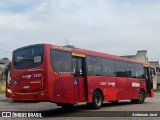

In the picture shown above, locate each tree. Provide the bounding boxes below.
[2,57,9,61]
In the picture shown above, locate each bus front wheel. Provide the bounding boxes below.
[92,91,103,109]
[131,91,145,104]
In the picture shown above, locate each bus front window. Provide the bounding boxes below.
[13,45,44,70]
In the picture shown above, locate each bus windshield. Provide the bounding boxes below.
[13,45,44,70]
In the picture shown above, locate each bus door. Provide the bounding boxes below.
[144,67,153,97]
[5,63,12,98]
[72,55,87,102]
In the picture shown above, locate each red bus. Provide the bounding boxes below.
[6,44,154,109]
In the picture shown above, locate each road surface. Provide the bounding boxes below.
[1,93,160,120]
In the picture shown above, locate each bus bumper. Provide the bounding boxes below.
[12,92,49,101]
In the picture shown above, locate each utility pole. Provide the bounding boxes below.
[65,38,70,45]
[65,38,67,46]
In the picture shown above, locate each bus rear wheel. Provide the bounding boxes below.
[131,91,145,104]
[91,91,103,109]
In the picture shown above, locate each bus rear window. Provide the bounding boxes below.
[13,45,44,70]
[50,49,72,74]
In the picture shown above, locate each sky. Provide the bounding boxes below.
[0,0,160,61]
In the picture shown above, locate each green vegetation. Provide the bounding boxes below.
[2,57,9,60]
[0,79,6,94]
[154,88,160,92]
[0,90,5,94]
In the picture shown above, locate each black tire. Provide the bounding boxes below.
[92,91,103,109]
[131,91,145,104]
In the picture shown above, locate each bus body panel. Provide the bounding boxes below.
[55,74,74,104]
[45,45,56,102]
[12,70,44,93]
[11,44,49,101]
[87,76,146,102]
[77,77,86,102]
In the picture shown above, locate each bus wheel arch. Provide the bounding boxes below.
[89,88,104,109]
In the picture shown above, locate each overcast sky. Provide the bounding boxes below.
[0,0,160,61]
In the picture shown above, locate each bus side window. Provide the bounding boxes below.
[51,49,72,73]
[86,56,102,76]
[72,58,76,76]
[134,64,144,79]
[101,58,115,76]
[114,60,125,77]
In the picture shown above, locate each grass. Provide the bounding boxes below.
[154,88,160,92]
[0,79,6,94]
[0,90,5,94]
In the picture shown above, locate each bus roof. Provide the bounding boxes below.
[13,43,150,66]
[48,44,149,65]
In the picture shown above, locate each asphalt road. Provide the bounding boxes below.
[0,93,160,120]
